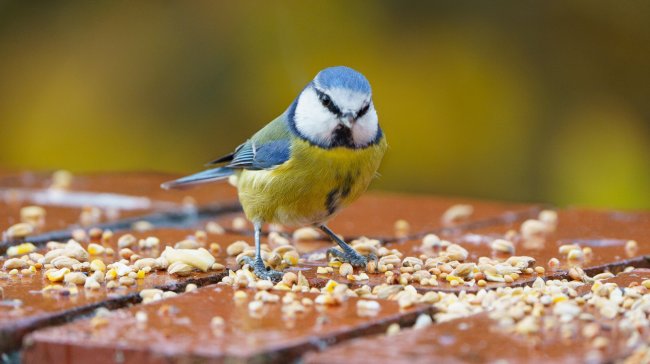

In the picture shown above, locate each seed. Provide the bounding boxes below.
[119,276,136,286]
[292,227,321,240]
[582,323,600,339]
[534,266,545,274]
[445,244,469,261]
[248,300,264,312]
[64,272,87,285]
[135,311,148,324]
[441,204,474,225]
[167,261,194,276]
[317,267,331,274]
[642,280,650,289]
[87,243,105,255]
[174,239,200,249]
[162,291,177,299]
[283,251,300,266]
[211,263,226,271]
[206,222,225,235]
[548,258,560,269]
[234,290,248,301]
[139,237,160,249]
[593,272,614,280]
[357,300,381,314]
[119,248,135,259]
[7,243,37,257]
[538,210,558,231]
[421,234,441,250]
[227,241,249,256]
[211,316,225,328]
[256,280,274,291]
[185,283,198,292]
[101,230,113,243]
[592,336,609,350]
[140,289,163,300]
[20,206,46,226]
[504,275,514,283]
[131,221,154,232]
[394,219,410,237]
[80,206,102,226]
[491,239,515,254]
[117,234,137,249]
[625,240,638,255]
[338,263,354,277]
[132,258,156,271]
[282,272,298,286]
[398,294,415,308]
[6,223,34,239]
[46,268,70,282]
[84,277,101,290]
[386,323,400,335]
[520,219,546,240]
[161,247,216,272]
[559,244,580,255]
[477,279,487,287]
[3,258,29,270]
[567,249,584,261]
[232,217,248,230]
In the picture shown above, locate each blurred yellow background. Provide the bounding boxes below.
[0,1,648,209]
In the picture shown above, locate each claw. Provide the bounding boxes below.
[240,256,283,283]
[327,248,376,269]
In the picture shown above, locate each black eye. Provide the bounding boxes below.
[357,103,370,118]
[320,94,332,107]
[315,88,341,115]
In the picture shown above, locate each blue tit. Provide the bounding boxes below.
[162,66,387,281]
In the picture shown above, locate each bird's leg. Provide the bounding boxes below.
[240,222,284,283]
[320,225,377,268]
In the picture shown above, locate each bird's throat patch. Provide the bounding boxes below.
[330,125,355,148]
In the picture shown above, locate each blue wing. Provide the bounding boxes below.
[162,115,293,189]
[227,139,291,170]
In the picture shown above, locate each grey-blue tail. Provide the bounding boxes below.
[161,167,235,190]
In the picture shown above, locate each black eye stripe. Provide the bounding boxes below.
[357,103,370,118]
[314,88,342,116]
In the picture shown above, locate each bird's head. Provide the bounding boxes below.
[291,66,380,148]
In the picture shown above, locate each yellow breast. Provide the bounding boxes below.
[236,137,387,226]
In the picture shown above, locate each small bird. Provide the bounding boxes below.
[162,66,387,281]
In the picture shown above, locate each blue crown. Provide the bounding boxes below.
[314,66,371,94]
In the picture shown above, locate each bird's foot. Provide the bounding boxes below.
[327,248,377,269]
[240,256,284,283]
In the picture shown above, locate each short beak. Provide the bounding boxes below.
[340,113,355,128]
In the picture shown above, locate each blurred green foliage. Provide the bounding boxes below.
[0,1,648,209]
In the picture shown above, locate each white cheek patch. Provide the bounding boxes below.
[294,88,338,145]
[294,87,380,147]
[352,105,379,147]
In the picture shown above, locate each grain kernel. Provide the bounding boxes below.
[339,263,353,276]
[491,239,515,254]
[534,266,545,274]
[185,283,198,292]
[87,243,105,255]
[117,234,136,249]
[119,276,136,286]
[232,217,248,230]
[292,227,320,240]
[7,243,37,257]
[441,204,473,225]
[6,223,33,239]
